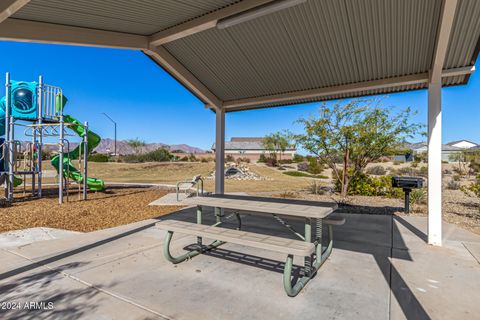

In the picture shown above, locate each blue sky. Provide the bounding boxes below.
[0,41,479,151]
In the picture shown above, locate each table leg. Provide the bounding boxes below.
[197,205,202,246]
[304,218,312,277]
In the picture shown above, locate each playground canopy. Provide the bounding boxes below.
[1,0,479,246]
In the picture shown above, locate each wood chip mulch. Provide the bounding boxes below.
[0,186,183,233]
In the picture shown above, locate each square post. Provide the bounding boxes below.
[214,107,225,220]
[427,81,442,246]
[215,108,225,195]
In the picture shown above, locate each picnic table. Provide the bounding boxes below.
[156,194,343,297]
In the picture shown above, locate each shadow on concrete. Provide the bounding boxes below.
[394,215,428,243]
[0,261,116,320]
[163,202,431,319]
[0,223,154,282]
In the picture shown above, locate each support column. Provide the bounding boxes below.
[215,108,225,195]
[427,81,442,246]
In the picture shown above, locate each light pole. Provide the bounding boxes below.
[101,112,117,156]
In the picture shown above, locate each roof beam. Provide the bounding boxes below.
[0,18,149,49]
[149,0,274,46]
[430,0,458,82]
[144,46,222,109]
[0,0,30,24]
[223,66,474,110]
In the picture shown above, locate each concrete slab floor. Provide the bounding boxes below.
[0,209,478,320]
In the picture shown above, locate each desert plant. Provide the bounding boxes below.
[409,188,427,211]
[366,165,387,175]
[307,180,325,195]
[88,153,110,162]
[410,162,418,168]
[393,160,402,166]
[225,154,235,162]
[297,162,309,172]
[446,179,460,190]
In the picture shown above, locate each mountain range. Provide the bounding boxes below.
[17,138,206,155]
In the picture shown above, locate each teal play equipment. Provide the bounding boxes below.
[0,73,105,206]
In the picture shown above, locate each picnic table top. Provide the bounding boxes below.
[183,194,338,218]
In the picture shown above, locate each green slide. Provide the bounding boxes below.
[50,114,105,191]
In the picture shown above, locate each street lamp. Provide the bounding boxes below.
[101,112,117,156]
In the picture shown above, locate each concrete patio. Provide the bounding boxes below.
[0,207,479,320]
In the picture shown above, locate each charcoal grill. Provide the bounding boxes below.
[392,176,424,213]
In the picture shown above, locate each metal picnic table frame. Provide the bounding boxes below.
[161,195,339,297]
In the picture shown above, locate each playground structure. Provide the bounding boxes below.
[0,72,105,205]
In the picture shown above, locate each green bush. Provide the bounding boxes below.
[335,172,403,197]
[258,154,266,163]
[410,188,427,209]
[122,148,173,163]
[307,157,323,174]
[366,165,386,175]
[283,171,328,179]
[293,154,304,163]
[88,153,110,162]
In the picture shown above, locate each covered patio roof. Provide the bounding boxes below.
[1,0,479,246]
[0,0,478,111]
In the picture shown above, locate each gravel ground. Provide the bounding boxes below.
[0,186,183,233]
[271,188,480,235]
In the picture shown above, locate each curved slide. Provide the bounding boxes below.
[50,114,105,191]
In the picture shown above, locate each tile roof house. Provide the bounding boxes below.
[212,137,296,162]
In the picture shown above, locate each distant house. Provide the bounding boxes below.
[446,140,478,149]
[212,137,296,162]
[406,142,464,162]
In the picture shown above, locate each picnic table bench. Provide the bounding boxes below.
[155,195,344,297]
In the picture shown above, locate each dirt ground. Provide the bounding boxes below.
[0,186,182,233]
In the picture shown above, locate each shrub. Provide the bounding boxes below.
[180,156,189,162]
[297,162,309,172]
[307,157,323,174]
[462,175,480,202]
[278,159,293,164]
[293,154,304,163]
[419,166,428,177]
[265,156,277,167]
[225,154,235,162]
[410,188,427,211]
[410,162,418,168]
[122,148,174,163]
[446,179,460,190]
[307,180,325,195]
[335,172,403,197]
[258,154,266,163]
[236,157,250,163]
[452,175,461,181]
[201,157,209,163]
[393,160,402,166]
[366,165,387,176]
[88,153,110,162]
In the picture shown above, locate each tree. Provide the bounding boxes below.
[263,132,292,164]
[294,99,423,197]
[127,138,146,154]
